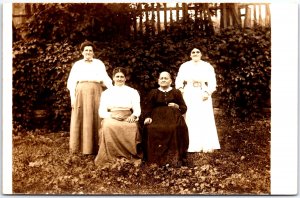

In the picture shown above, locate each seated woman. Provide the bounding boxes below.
[94,67,142,168]
[142,71,189,167]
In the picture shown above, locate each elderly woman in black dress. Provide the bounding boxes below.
[142,71,189,167]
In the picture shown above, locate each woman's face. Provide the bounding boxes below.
[190,48,202,62]
[113,72,126,86]
[82,46,94,61]
[158,72,172,89]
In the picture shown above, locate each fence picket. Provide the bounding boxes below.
[157,3,161,33]
[176,3,179,21]
[13,3,271,38]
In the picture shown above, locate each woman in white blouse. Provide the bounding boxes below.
[175,48,220,153]
[67,40,112,155]
[94,67,142,168]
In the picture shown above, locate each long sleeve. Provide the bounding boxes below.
[67,59,113,103]
[98,86,141,118]
[175,62,188,89]
[209,66,217,94]
[97,60,113,89]
[98,91,111,118]
[204,65,217,95]
[131,89,141,118]
[174,89,187,114]
[67,62,78,104]
[142,90,156,119]
[175,60,217,96]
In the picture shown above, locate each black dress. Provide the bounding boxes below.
[142,88,189,166]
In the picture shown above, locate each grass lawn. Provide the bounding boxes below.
[12,114,270,195]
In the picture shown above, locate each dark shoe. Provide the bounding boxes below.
[175,161,183,168]
[186,160,195,168]
[182,158,188,166]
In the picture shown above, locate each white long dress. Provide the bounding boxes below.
[175,60,220,152]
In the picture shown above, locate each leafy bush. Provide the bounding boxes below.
[13,39,81,130]
[208,27,271,120]
[13,4,270,131]
[19,3,137,43]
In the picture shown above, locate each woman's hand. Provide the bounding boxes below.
[178,87,184,94]
[71,96,75,108]
[126,115,137,123]
[202,91,209,101]
[111,113,126,121]
[144,118,152,125]
[168,102,179,109]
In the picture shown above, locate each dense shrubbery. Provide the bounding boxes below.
[13,4,270,131]
[19,3,136,43]
[208,27,271,119]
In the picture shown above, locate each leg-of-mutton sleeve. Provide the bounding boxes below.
[98,86,141,119]
[67,59,113,105]
[98,90,110,118]
[204,64,217,96]
[175,62,188,90]
[67,62,79,105]
[131,89,141,118]
[97,60,113,89]
[175,60,217,96]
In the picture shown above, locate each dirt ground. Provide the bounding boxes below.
[12,115,270,195]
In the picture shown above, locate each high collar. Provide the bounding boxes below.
[158,87,172,92]
[113,85,126,88]
[191,59,203,64]
[84,59,93,63]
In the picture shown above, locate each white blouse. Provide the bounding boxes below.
[99,85,141,118]
[175,60,217,94]
[67,59,113,99]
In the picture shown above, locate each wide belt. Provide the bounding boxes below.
[78,81,102,84]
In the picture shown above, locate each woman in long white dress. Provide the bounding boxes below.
[175,48,220,153]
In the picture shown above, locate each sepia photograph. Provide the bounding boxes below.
[2,1,298,195]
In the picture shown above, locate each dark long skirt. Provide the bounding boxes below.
[69,82,102,154]
[143,106,189,166]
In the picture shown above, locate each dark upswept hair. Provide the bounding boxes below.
[189,47,202,54]
[112,67,127,77]
[80,40,96,51]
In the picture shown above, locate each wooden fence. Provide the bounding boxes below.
[132,3,271,36]
[13,3,271,37]
[13,3,36,28]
